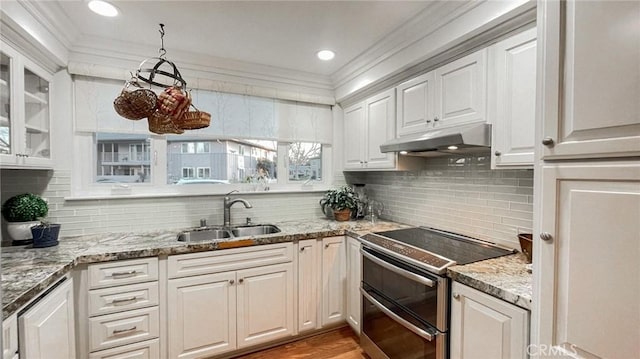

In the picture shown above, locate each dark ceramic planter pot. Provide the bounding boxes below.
[30,224,61,248]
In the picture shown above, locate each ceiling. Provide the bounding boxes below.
[56,1,434,77]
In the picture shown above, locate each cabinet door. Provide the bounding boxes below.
[451,282,529,359]
[535,163,640,358]
[364,88,396,169]
[345,236,362,335]
[21,56,51,167]
[19,279,75,359]
[321,236,346,327]
[435,50,487,129]
[297,239,320,333]
[236,262,294,348]
[343,102,366,169]
[168,272,237,359]
[396,72,435,136]
[489,28,537,169]
[2,315,18,359]
[539,0,640,159]
[0,45,19,167]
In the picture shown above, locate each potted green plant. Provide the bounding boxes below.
[320,186,359,221]
[2,193,48,245]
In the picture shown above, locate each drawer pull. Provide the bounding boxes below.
[112,270,138,279]
[112,326,138,335]
[111,297,138,306]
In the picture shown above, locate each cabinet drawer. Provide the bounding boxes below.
[168,242,293,278]
[89,282,159,317]
[89,258,159,289]
[89,307,159,352]
[88,338,159,359]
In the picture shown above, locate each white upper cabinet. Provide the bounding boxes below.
[395,49,487,137]
[0,41,53,169]
[396,72,435,136]
[343,103,366,169]
[343,88,396,170]
[434,49,487,130]
[489,28,537,169]
[539,0,640,159]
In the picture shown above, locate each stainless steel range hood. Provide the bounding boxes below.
[380,123,491,156]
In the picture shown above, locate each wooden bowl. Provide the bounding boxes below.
[518,233,533,263]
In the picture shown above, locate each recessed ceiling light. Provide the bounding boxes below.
[317,50,335,61]
[88,0,119,17]
[447,145,459,150]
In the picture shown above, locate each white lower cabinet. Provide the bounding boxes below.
[167,243,295,358]
[297,239,321,333]
[321,236,347,327]
[236,263,294,348]
[345,236,362,335]
[168,272,237,358]
[19,278,76,359]
[2,314,18,359]
[450,282,529,359]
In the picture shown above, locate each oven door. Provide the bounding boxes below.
[360,246,448,359]
[360,246,448,331]
[361,287,447,359]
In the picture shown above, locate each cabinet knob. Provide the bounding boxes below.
[540,232,553,241]
[325,244,330,249]
[494,151,502,156]
[542,137,554,146]
[452,292,460,299]
[426,119,432,123]
[433,117,439,122]
[300,247,305,252]
[229,279,235,285]
[239,278,244,283]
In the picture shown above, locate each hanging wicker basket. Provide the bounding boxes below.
[147,110,184,135]
[177,104,211,130]
[113,81,157,120]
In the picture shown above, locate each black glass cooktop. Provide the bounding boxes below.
[374,227,513,266]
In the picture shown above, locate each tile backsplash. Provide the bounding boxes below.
[345,155,534,249]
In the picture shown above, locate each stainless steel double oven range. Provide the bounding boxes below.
[358,227,513,359]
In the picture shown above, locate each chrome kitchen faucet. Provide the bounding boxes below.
[223,190,253,227]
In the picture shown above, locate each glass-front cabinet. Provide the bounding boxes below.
[0,41,52,169]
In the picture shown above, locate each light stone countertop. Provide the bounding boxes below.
[447,252,533,310]
[2,218,533,318]
[1,219,407,318]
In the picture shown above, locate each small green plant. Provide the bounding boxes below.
[1,193,48,222]
[320,186,359,211]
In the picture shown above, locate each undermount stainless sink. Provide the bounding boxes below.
[177,227,233,242]
[231,224,281,237]
[177,224,281,242]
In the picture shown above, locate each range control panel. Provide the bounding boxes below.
[360,233,453,273]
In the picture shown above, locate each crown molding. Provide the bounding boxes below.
[330,1,476,89]
[334,0,536,103]
[19,0,79,51]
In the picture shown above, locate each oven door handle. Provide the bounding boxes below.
[361,288,435,341]
[360,249,435,287]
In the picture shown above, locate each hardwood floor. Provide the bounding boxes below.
[233,327,366,359]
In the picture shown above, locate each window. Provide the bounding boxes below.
[74,78,333,197]
[167,138,277,184]
[197,167,211,178]
[288,142,322,182]
[196,142,210,153]
[182,167,195,178]
[95,133,151,183]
